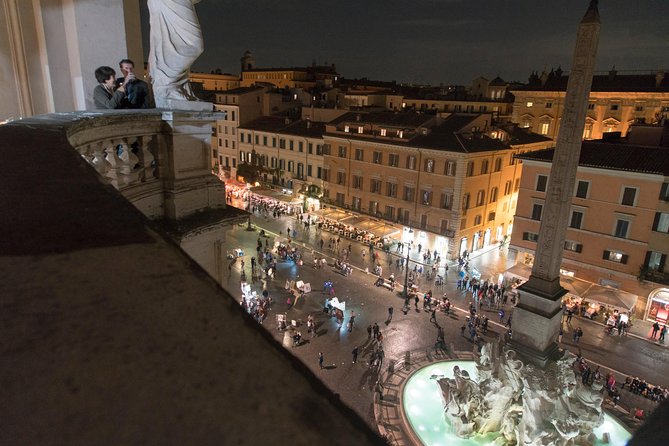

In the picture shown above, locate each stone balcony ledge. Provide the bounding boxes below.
[0,111,383,446]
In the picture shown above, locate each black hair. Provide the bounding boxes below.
[94,66,116,84]
[119,59,135,67]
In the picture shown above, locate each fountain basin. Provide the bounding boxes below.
[401,360,631,446]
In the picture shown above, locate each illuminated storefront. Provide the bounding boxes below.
[646,288,669,324]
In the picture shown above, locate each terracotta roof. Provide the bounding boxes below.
[511,72,669,93]
[239,116,325,138]
[216,86,265,95]
[328,111,434,128]
[516,141,669,176]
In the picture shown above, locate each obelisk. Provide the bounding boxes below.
[511,1,600,366]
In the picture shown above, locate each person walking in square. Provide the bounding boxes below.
[318,352,324,369]
[352,346,359,364]
[387,307,394,322]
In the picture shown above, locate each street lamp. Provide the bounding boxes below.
[246,185,254,231]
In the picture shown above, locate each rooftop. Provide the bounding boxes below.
[511,70,669,93]
[240,116,326,138]
[517,140,669,176]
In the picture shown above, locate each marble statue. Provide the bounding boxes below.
[147,0,204,108]
[432,341,604,445]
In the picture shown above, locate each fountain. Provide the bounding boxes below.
[400,353,632,446]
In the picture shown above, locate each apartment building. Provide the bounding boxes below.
[511,68,669,140]
[190,72,241,91]
[510,124,669,320]
[237,117,326,210]
[321,111,552,259]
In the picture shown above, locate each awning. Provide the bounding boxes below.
[252,187,302,204]
[580,285,637,312]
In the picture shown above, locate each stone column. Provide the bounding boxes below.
[512,1,600,366]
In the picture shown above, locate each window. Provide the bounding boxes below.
[445,160,456,176]
[523,232,539,242]
[440,193,453,209]
[621,187,637,206]
[614,219,630,238]
[321,168,329,181]
[466,161,474,177]
[587,103,595,110]
[487,212,495,222]
[389,154,400,167]
[254,135,259,144]
[319,144,328,155]
[480,160,489,175]
[307,164,312,177]
[380,128,387,137]
[406,156,416,170]
[352,175,363,190]
[610,104,619,111]
[536,175,548,192]
[357,126,363,134]
[570,211,584,229]
[370,179,381,193]
[352,197,361,210]
[317,167,322,179]
[564,240,583,253]
[440,220,450,234]
[425,158,435,173]
[462,193,470,210]
[240,133,245,143]
[336,193,345,205]
[373,151,383,164]
[386,182,397,198]
[404,186,415,202]
[355,148,364,161]
[603,249,628,264]
[514,178,520,192]
[262,136,267,146]
[336,171,346,185]
[344,125,350,132]
[476,190,485,206]
[653,213,669,233]
[531,203,543,220]
[287,161,294,172]
[420,190,432,206]
[635,105,644,112]
[297,163,304,179]
[308,143,313,154]
[279,138,285,149]
[240,151,245,163]
[575,180,589,198]
[493,158,502,172]
[645,251,667,272]
[526,101,533,107]
[272,137,277,147]
[298,141,303,152]
[489,187,498,203]
[369,201,379,215]
[279,159,285,170]
[474,215,482,225]
[384,206,395,220]
[546,102,552,109]
[232,158,236,168]
[289,140,294,151]
[504,181,512,195]
[540,123,549,135]
[338,146,346,158]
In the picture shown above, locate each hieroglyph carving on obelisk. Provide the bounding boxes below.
[528,1,600,296]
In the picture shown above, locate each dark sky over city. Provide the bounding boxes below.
[140,0,668,85]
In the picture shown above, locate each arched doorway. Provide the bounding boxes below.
[472,232,480,251]
[459,238,468,256]
[483,228,491,247]
[645,288,669,323]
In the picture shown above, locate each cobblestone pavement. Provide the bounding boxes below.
[220,203,666,432]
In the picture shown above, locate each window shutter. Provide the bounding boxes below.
[660,182,669,200]
[660,254,667,272]
[575,244,583,253]
[621,254,629,264]
[644,251,652,267]
[523,232,529,241]
[603,250,610,260]
[653,212,661,231]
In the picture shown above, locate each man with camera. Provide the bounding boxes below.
[116,59,154,109]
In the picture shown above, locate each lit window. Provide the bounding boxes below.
[540,123,549,135]
[358,126,363,134]
[380,129,387,136]
[344,125,349,132]
[526,101,533,107]
[604,249,627,264]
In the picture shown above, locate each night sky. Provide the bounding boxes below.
[139,0,668,85]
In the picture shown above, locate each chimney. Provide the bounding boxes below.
[656,71,665,87]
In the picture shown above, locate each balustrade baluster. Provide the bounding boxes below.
[105,140,122,188]
[90,142,110,177]
[138,135,156,181]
